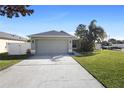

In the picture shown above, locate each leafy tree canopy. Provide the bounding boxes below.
[0,5,33,18]
[108,38,117,44]
[75,20,107,52]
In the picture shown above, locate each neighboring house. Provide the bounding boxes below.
[28,30,76,55]
[0,32,27,53]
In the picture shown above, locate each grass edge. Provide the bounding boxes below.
[72,56,107,88]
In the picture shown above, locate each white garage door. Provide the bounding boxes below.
[36,39,68,55]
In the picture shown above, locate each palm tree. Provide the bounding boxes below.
[75,20,107,52]
[88,20,107,43]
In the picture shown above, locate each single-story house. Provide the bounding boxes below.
[29,30,76,55]
[0,32,27,53]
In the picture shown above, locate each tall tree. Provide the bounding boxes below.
[75,24,88,38]
[0,5,33,18]
[75,24,88,51]
[88,20,107,43]
[75,20,107,52]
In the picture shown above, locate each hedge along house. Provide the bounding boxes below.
[0,32,27,53]
[28,30,76,55]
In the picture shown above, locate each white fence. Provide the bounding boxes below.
[7,43,31,55]
[112,44,124,48]
[95,44,124,50]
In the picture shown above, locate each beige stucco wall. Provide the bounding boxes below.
[0,39,25,53]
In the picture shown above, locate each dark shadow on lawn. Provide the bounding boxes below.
[75,52,100,57]
[0,52,28,60]
[0,52,67,61]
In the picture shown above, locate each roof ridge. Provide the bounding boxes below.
[29,30,73,37]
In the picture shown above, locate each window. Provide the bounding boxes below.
[72,40,77,48]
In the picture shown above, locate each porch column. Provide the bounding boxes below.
[68,39,72,53]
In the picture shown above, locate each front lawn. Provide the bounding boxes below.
[73,50,124,88]
[0,53,28,71]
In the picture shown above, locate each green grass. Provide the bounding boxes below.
[73,50,124,88]
[0,53,28,71]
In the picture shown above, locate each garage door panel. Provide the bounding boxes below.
[36,39,68,55]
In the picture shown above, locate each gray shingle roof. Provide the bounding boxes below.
[29,30,74,38]
[0,32,27,41]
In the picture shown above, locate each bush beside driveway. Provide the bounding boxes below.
[73,50,124,88]
[0,53,28,71]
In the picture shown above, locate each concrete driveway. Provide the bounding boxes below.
[0,55,104,88]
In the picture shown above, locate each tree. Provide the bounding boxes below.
[101,41,112,46]
[116,40,123,44]
[75,20,107,52]
[88,20,107,43]
[108,38,117,44]
[0,5,33,18]
[122,40,124,44]
[75,24,88,38]
[75,24,88,51]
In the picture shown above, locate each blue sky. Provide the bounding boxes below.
[0,5,124,40]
